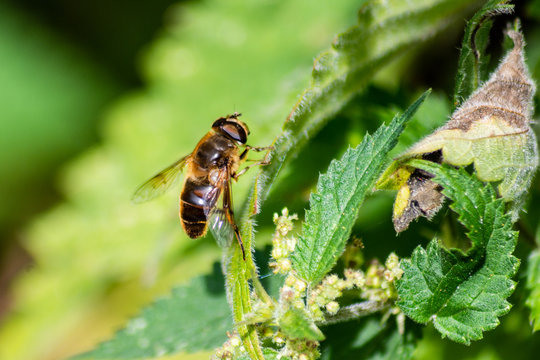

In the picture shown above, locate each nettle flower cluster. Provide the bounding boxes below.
[213,209,404,359]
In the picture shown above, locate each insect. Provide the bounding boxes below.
[132,113,272,260]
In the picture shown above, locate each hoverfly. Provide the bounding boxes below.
[132,113,272,260]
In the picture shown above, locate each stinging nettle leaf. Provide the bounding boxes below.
[291,90,430,285]
[396,162,520,345]
[379,28,538,232]
[242,0,485,225]
[227,1,483,356]
[321,318,417,360]
[409,30,537,200]
[72,276,231,360]
[453,0,514,107]
[526,250,540,332]
[237,348,284,360]
[279,307,325,341]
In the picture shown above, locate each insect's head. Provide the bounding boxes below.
[212,112,250,144]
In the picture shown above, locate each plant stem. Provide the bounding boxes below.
[250,266,274,305]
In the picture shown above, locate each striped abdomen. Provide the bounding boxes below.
[180,177,221,238]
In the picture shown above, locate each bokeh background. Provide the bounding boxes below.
[1,0,540,359]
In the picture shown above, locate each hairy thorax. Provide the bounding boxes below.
[190,132,240,183]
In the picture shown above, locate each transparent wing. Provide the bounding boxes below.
[208,207,235,249]
[206,168,233,248]
[201,169,227,217]
[132,154,191,203]
[208,170,245,259]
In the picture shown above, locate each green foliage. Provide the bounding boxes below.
[453,0,514,107]
[378,25,537,234]
[321,318,417,360]
[6,0,540,359]
[280,308,325,341]
[414,308,540,360]
[388,93,450,156]
[397,161,519,344]
[224,244,265,360]
[241,0,482,234]
[291,91,430,285]
[237,348,282,360]
[0,2,120,230]
[228,0,479,356]
[73,275,230,359]
[0,1,363,359]
[526,250,540,331]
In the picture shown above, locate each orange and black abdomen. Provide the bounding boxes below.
[180,177,221,238]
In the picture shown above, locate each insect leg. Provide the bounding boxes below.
[233,159,271,180]
[246,145,274,152]
[239,145,274,160]
[223,178,246,260]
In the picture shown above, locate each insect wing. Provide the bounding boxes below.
[205,169,232,247]
[201,168,228,217]
[209,171,246,259]
[208,207,235,249]
[132,154,191,203]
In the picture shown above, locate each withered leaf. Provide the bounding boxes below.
[393,163,445,233]
[378,29,538,232]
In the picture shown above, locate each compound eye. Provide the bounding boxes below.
[221,123,247,143]
[212,118,226,129]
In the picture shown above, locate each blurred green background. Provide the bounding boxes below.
[1,0,540,359]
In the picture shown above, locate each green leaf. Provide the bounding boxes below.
[72,275,230,359]
[240,0,484,238]
[237,348,284,360]
[452,0,514,107]
[397,162,520,344]
[321,318,417,360]
[388,92,451,157]
[231,0,481,355]
[379,28,538,232]
[279,307,325,341]
[2,2,365,359]
[291,90,430,284]
[526,250,540,331]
